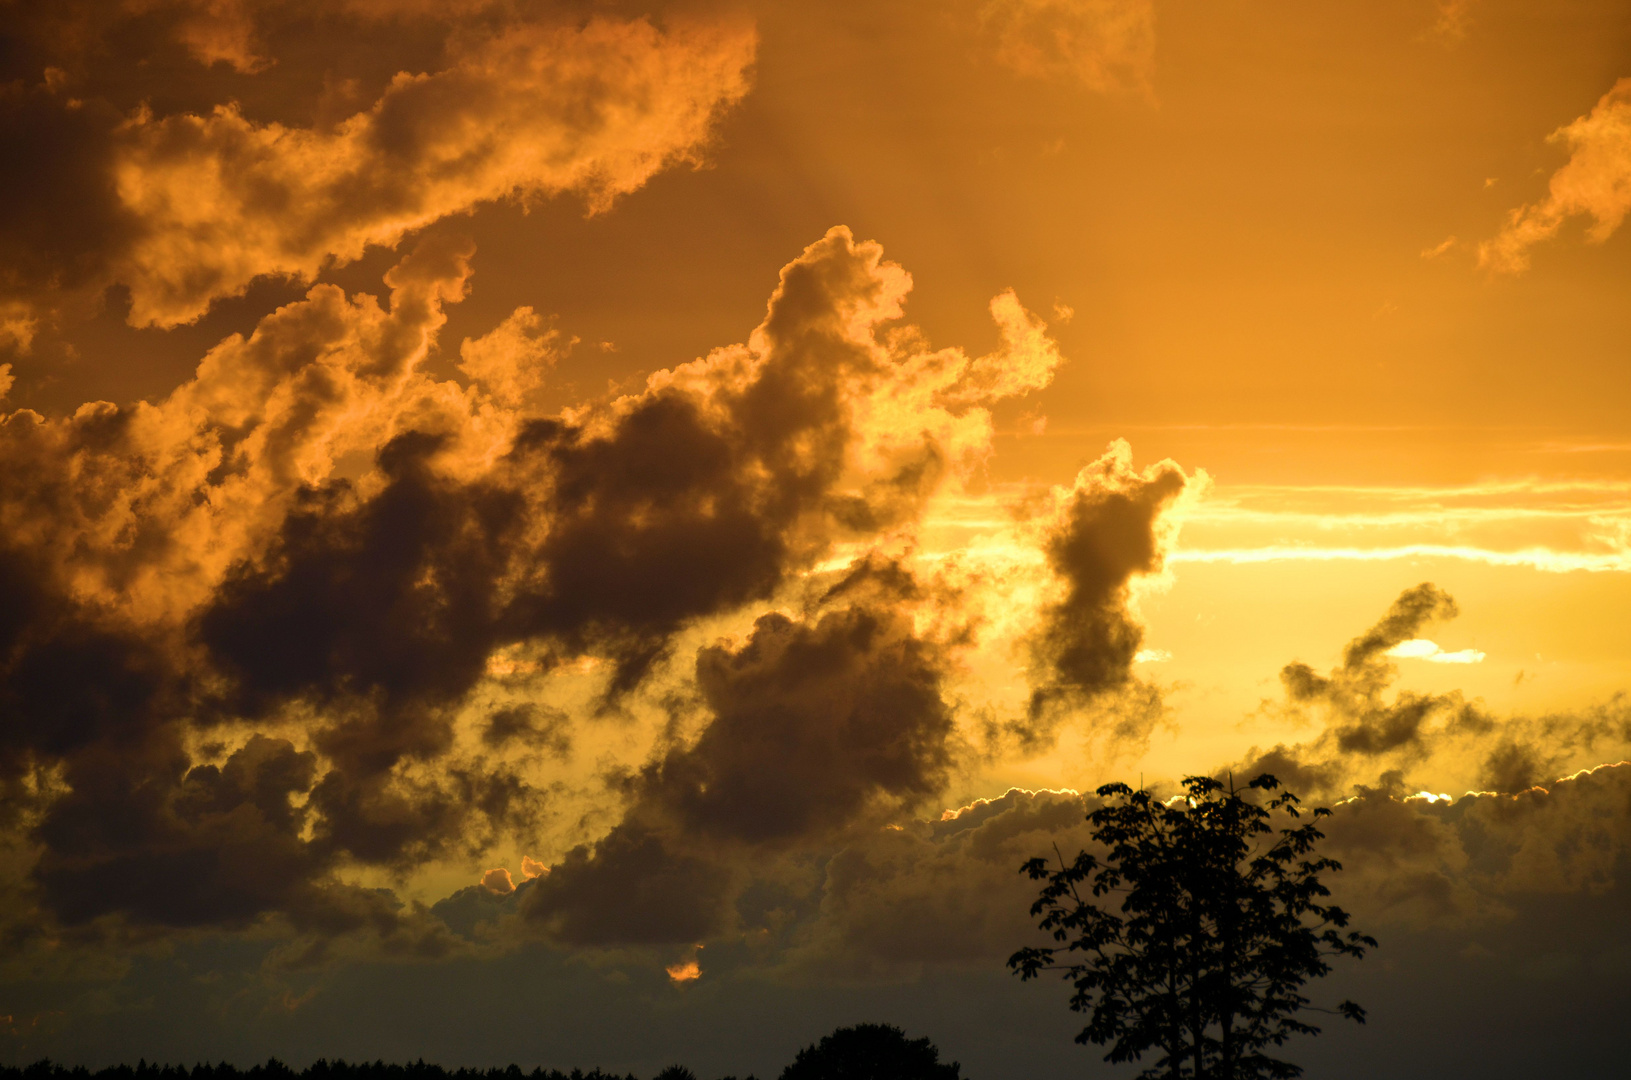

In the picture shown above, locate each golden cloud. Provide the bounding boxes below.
[979,0,1156,96]
[1481,77,1631,273]
[0,3,756,340]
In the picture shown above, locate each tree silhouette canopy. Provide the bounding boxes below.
[777,1023,961,1080]
[1009,774,1375,1079]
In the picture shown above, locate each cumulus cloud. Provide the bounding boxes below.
[480,867,516,895]
[111,17,756,328]
[0,1,756,338]
[523,589,961,946]
[675,762,1631,980]
[803,767,1631,985]
[1480,77,1631,273]
[979,0,1156,96]
[1321,763,1631,930]
[1019,439,1195,746]
[0,223,1072,950]
[791,787,1094,976]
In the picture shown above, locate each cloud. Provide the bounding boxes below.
[1169,544,1631,574]
[0,223,1066,947]
[0,3,757,338]
[979,0,1156,96]
[1430,0,1479,42]
[1020,440,1194,745]
[458,308,565,408]
[1235,587,1631,805]
[111,16,756,328]
[1420,235,1457,259]
[1320,763,1631,930]
[1480,77,1631,273]
[637,758,1631,979]
[1385,638,1486,664]
[523,592,960,946]
[659,604,957,845]
[1274,583,1479,758]
[790,787,1094,976]
[801,765,1631,980]
[480,867,516,895]
[665,945,702,983]
[1340,582,1460,669]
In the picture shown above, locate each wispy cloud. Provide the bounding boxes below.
[1481,77,1631,273]
[1169,544,1631,574]
[1165,479,1631,573]
[979,0,1156,96]
[1430,0,1480,42]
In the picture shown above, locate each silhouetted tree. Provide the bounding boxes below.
[778,1024,961,1080]
[1010,774,1375,1079]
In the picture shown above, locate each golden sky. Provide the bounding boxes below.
[1,1,1629,1077]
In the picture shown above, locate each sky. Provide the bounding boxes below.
[1,1,1630,1076]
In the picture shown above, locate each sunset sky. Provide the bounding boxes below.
[2,2,1629,1077]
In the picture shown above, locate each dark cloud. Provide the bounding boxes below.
[201,431,525,729]
[0,85,132,341]
[482,704,571,758]
[502,394,793,697]
[1318,763,1631,931]
[1225,744,1348,802]
[1019,441,1191,747]
[1473,695,1631,793]
[1236,588,1631,807]
[523,822,732,947]
[1277,582,1465,757]
[658,605,956,844]
[34,734,323,928]
[0,221,1061,947]
[523,594,960,946]
[1338,581,1458,672]
[794,787,1094,976]
[0,548,176,773]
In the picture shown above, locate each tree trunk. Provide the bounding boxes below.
[1191,951,1206,1080]
[1220,926,1234,1079]
[1169,970,1183,1080]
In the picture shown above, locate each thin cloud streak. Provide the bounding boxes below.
[1169,544,1631,574]
[909,480,1631,576]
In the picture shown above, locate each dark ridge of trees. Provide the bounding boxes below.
[0,1021,960,1080]
[0,1063,665,1080]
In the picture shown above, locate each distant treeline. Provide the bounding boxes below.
[0,1023,958,1080]
[0,1063,733,1080]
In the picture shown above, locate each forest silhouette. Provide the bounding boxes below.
[0,1024,960,1080]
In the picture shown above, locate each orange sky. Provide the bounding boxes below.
[1,2,1629,1077]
